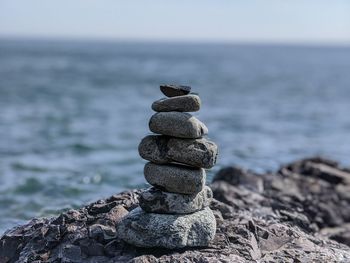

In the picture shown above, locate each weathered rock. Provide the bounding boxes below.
[138,135,218,168]
[80,238,105,256]
[152,94,201,112]
[160,84,191,97]
[89,224,117,243]
[213,165,263,192]
[285,159,350,185]
[117,207,216,249]
[273,157,350,229]
[149,112,208,139]
[2,157,350,262]
[144,162,206,194]
[104,205,129,224]
[139,186,212,214]
[61,244,82,262]
[320,224,350,246]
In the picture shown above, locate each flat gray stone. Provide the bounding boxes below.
[160,84,191,97]
[139,186,213,214]
[139,135,218,169]
[149,112,208,139]
[117,207,216,249]
[144,162,205,194]
[152,94,201,112]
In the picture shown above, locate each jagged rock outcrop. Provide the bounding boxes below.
[1,157,350,262]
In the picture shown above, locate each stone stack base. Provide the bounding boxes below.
[118,85,218,249]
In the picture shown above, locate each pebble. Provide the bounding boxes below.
[117,207,216,249]
[144,162,205,194]
[152,94,201,112]
[149,112,208,139]
[138,135,218,168]
[160,84,191,97]
[139,186,213,214]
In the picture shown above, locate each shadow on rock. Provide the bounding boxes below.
[1,157,350,262]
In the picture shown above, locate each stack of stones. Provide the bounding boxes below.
[118,85,218,249]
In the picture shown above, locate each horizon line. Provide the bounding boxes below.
[1,34,350,48]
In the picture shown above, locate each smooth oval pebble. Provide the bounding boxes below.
[152,94,201,112]
[144,162,206,194]
[149,112,208,139]
[139,186,213,214]
[138,135,218,168]
[160,84,191,97]
[117,207,216,249]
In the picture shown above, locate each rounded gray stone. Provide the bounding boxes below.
[152,94,201,112]
[160,84,191,97]
[149,112,208,139]
[138,135,218,169]
[117,207,216,249]
[144,162,206,194]
[139,186,213,214]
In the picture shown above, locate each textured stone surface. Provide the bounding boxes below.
[152,94,201,112]
[149,112,208,139]
[2,157,350,262]
[160,84,191,97]
[138,135,218,168]
[214,166,263,192]
[117,207,216,249]
[139,186,212,214]
[144,162,205,194]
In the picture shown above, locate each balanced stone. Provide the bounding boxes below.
[139,186,213,214]
[149,112,208,139]
[117,207,216,249]
[152,94,201,112]
[160,84,191,97]
[117,85,217,250]
[144,162,205,194]
[139,135,218,169]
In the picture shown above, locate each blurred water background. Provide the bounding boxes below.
[0,39,350,233]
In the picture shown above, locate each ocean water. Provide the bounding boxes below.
[0,39,350,233]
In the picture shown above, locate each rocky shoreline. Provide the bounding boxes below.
[1,157,350,262]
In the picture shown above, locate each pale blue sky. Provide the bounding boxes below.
[0,0,349,44]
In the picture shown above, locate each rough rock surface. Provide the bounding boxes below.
[1,157,350,262]
[139,186,212,214]
[144,162,205,194]
[138,135,218,168]
[160,84,191,97]
[152,95,201,112]
[149,112,208,139]
[117,207,216,249]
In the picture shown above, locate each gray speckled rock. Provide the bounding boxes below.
[139,186,213,214]
[3,158,350,262]
[144,162,205,194]
[138,135,218,169]
[117,207,216,249]
[149,112,208,139]
[152,94,201,112]
[160,84,191,97]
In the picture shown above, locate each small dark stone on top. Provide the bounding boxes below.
[160,84,191,97]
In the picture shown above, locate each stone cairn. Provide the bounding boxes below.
[118,85,218,249]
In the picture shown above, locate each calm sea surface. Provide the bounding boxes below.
[0,39,350,233]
